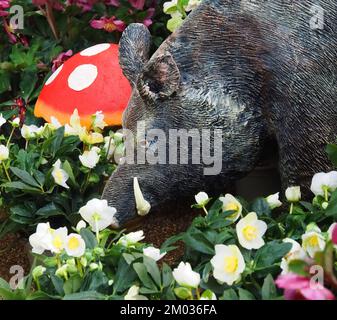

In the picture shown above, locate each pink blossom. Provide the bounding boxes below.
[52,50,73,72]
[66,0,98,12]
[332,224,337,245]
[105,0,120,6]
[142,7,155,27]
[128,0,145,10]
[276,274,335,300]
[90,16,126,33]
[0,0,10,17]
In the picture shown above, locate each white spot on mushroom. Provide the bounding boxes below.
[80,43,111,57]
[45,65,63,85]
[68,64,98,91]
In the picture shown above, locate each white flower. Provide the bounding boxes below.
[210,244,245,285]
[92,111,107,130]
[195,191,209,206]
[21,124,44,139]
[64,124,78,136]
[12,117,20,127]
[163,0,177,13]
[103,136,115,160]
[133,177,151,216]
[0,145,9,162]
[0,114,6,128]
[79,198,117,233]
[302,226,326,258]
[50,227,68,254]
[52,159,69,189]
[219,194,242,222]
[236,212,267,250]
[172,262,200,288]
[285,186,301,202]
[76,220,86,232]
[266,192,282,209]
[29,222,53,254]
[310,171,337,197]
[118,231,145,247]
[79,147,100,168]
[184,0,201,12]
[124,285,148,300]
[49,116,62,130]
[143,247,166,261]
[65,233,86,257]
[280,238,307,274]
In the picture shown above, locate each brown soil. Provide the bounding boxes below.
[0,207,200,280]
[0,233,30,282]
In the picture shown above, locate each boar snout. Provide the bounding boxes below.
[102,164,170,228]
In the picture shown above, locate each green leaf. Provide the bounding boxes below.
[50,274,64,296]
[251,198,271,217]
[63,291,106,300]
[19,70,38,101]
[221,288,238,300]
[255,241,292,270]
[143,256,161,288]
[183,228,214,255]
[62,160,77,186]
[162,263,173,288]
[327,144,337,167]
[238,288,255,300]
[35,203,62,217]
[10,167,41,188]
[10,204,34,218]
[261,274,277,300]
[113,258,138,294]
[52,127,65,157]
[288,260,310,277]
[2,181,41,193]
[80,228,98,249]
[63,275,82,295]
[326,189,337,217]
[133,263,158,291]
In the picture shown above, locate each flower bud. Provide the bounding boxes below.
[89,263,99,271]
[285,186,301,202]
[32,266,46,280]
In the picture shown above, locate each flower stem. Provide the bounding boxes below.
[94,217,100,243]
[6,127,15,148]
[202,206,208,216]
[2,162,11,182]
[324,187,329,202]
[77,258,84,277]
[289,203,294,214]
[195,287,201,300]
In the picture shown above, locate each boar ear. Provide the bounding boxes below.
[119,23,151,85]
[139,52,180,99]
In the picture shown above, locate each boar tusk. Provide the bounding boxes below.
[133,177,151,216]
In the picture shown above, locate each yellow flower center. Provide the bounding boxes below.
[243,225,258,241]
[224,256,238,273]
[68,236,80,250]
[307,235,319,247]
[104,22,117,32]
[224,202,239,219]
[54,169,64,183]
[52,236,63,250]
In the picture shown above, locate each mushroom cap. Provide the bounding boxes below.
[34,43,132,128]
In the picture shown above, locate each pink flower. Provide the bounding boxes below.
[128,0,145,10]
[105,0,120,6]
[276,274,335,300]
[142,7,155,27]
[52,50,73,72]
[66,0,98,12]
[32,0,64,10]
[90,16,126,33]
[0,0,10,17]
[332,224,337,245]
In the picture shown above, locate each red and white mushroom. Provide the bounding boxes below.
[34,43,132,128]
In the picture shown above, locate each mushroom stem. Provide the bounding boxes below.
[133,177,151,216]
